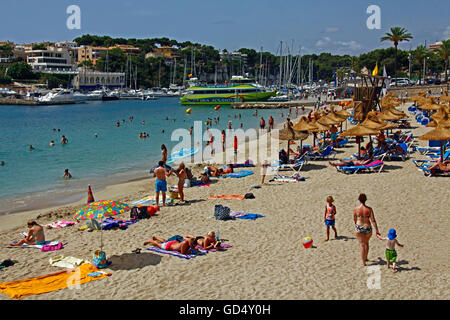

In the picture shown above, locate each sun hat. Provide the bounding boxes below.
[388,229,397,240]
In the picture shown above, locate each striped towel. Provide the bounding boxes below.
[146,247,207,259]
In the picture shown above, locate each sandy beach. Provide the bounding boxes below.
[0,100,449,300]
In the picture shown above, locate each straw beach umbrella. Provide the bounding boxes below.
[309,120,330,147]
[292,117,317,149]
[277,128,309,159]
[419,125,450,162]
[340,124,380,157]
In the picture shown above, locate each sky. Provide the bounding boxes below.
[1,0,449,56]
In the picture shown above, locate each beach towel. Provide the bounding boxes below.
[229,211,264,220]
[198,244,232,252]
[49,256,87,269]
[100,218,139,230]
[272,176,306,182]
[0,263,111,299]
[146,247,207,259]
[43,221,76,229]
[41,242,64,252]
[7,241,63,249]
[219,170,254,178]
[208,195,245,200]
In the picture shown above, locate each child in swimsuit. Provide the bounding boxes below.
[324,196,338,241]
[377,229,404,273]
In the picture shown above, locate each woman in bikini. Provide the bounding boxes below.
[353,194,380,266]
[184,232,220,250]
[10,220,45,246]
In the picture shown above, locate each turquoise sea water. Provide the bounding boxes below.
[0,98,288,214]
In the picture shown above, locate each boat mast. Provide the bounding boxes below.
[182,57,187,87]
[278,41,282,88]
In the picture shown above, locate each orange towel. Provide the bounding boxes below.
[0,263,111,299]
[208,195,245,200]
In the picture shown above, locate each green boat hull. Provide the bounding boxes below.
[180,90,276,105]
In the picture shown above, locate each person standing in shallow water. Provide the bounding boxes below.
[354,193,380,266]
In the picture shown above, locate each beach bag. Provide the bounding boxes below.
[130,206,150,219]
[86,219,101,231]
[214,205,230,220]
[244,193,255,199]
[92,250,110,269]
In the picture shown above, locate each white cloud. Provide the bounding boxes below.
[336,40,363,51]
[315,37,362,53]
[444,26,450,39]
[315,37,331,47]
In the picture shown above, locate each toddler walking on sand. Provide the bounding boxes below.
[324,196,337,241]
[377,229,404,273]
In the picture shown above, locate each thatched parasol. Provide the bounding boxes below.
[340,124,380,157]
[277,128,309,159]
[317,116,341,127]
[293,117,317,132]
[377,110,404,121]
[418,125,450,162]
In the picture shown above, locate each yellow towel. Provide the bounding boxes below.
[0,263,111,299]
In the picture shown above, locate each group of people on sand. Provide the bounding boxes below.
[322,193,404,273]
[144,231,220,255]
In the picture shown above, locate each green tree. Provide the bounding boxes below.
[6,62,36,80]
[438,39,450,83]
[413,45,429,82]
[32,43,47,50]
[381,27,413,83]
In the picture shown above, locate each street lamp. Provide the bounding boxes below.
[423,56,430,84]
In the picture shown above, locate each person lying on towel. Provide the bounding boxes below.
[144,235,197,254]
[10,220,46,246]
[184,231,221,250]
[329,158,373,167]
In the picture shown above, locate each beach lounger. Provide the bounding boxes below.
[419,165,450,177]
[270,158,306,173]
[306,145,336,160]
[336,160,384,174]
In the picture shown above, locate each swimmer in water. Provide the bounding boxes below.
[50,140,55,147]
[29,145,35,151]
[94,133,98,138]
[63,169,72,179]
[61,135,68,145]
[1,161,5,166]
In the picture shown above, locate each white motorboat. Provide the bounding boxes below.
[38,89,77,103]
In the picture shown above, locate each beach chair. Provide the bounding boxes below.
[337,138,349,147]
[418,164,450,177]
[427,149,450,160]
[306,145,336,160]
[271,155,307,173]
[336,160,384,174]
[385,142,409,161]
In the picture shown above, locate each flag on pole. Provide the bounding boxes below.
[372,63,378,76]
[383,65,391,89]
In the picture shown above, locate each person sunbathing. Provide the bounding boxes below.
[429,160,450,172]
[10,220,45,246]
[329,158,373,167]
[184,232,220,250]
[144,235,197,255]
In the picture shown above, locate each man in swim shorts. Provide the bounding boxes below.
[144,235,197,254]
[153,161,170,206]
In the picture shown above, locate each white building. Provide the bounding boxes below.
[72,71,125,90]
[26,46,74,72]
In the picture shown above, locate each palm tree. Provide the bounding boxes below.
[381,27,413,84]
[413,45,428,83]
[438,39,450,83]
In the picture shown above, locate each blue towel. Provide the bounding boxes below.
[220,170,254,178]
[235,213,264,220]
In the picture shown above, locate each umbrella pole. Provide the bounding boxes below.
[287,140,290,160]
[100,217,104,251]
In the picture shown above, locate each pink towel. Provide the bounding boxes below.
[41,242,63,252]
